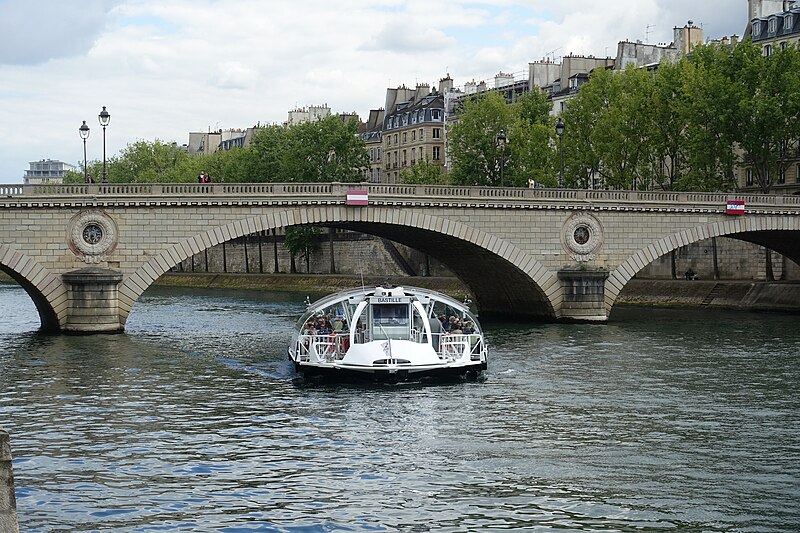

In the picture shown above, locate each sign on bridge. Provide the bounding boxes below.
[726,200,745,215]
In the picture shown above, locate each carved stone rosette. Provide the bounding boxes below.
[562,212,604,262]
[67,210,118,264]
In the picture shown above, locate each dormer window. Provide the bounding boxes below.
[769,17,777,33]
[753,21,761,35]
[785,14,793,30]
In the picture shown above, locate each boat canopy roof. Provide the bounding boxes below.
[303,285,474,315]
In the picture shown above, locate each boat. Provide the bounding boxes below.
[288,284,488,381]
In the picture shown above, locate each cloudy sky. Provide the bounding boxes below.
[1,0,745,183]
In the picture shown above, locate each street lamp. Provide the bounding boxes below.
[78,120,90,183]
[98,106,111,183]
[555,117,565,188]
[496,129,507,187]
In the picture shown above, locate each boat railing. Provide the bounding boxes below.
[439,333,483,361]
[296,333,350,362]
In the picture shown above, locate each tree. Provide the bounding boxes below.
[282,116,368,183]
[399,159,448,184]
[107,139,192,183]
[449,92,515,186]
[646,59,691,190]
[449,91,554,186]
[245,125,290,182]
[680,44,741,192]
[509,91,556,187]
[284,225,321,273]
[729,41,800,193]
[560,68,613,188]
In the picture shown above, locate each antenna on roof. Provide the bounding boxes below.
[546,47,563,62]
[646,24,656,42]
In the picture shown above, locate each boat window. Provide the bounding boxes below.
[371,303,410,340]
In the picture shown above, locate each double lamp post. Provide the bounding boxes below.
[78,106,111,184]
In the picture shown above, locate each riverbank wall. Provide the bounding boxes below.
[618,279,800,312]
[3,271,800,314]
[150,273,800,314]
[152,272,474,300]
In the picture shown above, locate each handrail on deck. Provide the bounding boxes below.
[2,182,800,208]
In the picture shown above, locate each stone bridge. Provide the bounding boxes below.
[1,182,799,333]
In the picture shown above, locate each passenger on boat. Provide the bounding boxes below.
[462,321,475,334]
[316,317,332,335]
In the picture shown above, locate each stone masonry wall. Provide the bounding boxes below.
[638,236,800,280]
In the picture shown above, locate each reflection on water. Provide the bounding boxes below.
[1,283,799,531]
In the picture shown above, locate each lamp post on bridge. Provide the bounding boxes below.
[555,117,564,188]
[78,121,90,183]
[98,106,111,183]
[496,129,507,187]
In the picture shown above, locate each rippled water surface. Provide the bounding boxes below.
[1,282,799,532]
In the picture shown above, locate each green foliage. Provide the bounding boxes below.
[106,139,192,183]
[280,116,369,182]
[728,41,800,192]
[284,225,322,273]
[559,40,800,193]
[399,159,448,184]
[244,116,369,183]
[246,125,291,182]
[449,91,554,187]
[63,115,369,185]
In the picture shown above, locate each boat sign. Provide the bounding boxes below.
[346,189,369,206]
[726,200,745,215]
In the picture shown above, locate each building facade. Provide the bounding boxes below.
[286,104,331,126]
[360,108,384,183]
[748,0,800,54]
[23,159,75,184]
[382,84,446,184]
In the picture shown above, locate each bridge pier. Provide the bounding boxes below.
[0,430,18,533]
[558,268,610,322]
[62,267,124,334]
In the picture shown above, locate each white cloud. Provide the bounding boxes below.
[0,0,119,65]
[0,0,748,182]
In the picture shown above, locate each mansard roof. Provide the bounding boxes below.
[383,92,445,131]
[751,7,800,41]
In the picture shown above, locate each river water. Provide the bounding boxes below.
[1,282,798,532]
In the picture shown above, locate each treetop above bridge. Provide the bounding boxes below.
[2,182,800,214]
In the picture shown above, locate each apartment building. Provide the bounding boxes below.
[382,84,446,184]
[286,104,331,126]
[749,1,800,53]
[23,159,75,184]
[360,108,384,183]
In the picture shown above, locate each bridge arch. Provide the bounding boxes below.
[605,215,800,313]
[0,244,66,332]
[118,207,562,325]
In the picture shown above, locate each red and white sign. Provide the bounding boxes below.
[346,189,369,206]
[726,200,745,215]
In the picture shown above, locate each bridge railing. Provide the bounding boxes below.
[3,182,800,208]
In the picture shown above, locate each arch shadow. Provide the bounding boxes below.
[118,208,562,325]
[0,244,66,332]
